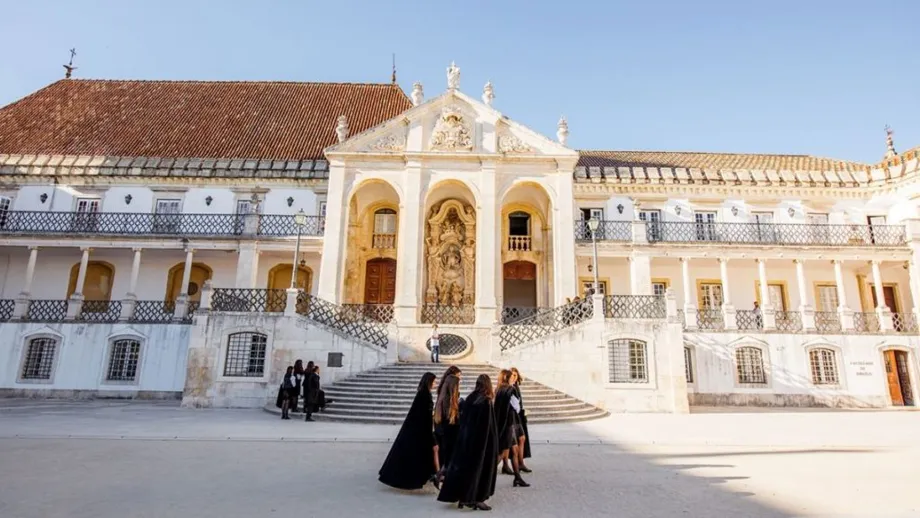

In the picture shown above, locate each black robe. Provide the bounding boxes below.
[304,373,324,410]
[378,387,436,490]
[513,384,531,458]
[493,386,518,451]
[435,397,464,469]
[437,391,498,504]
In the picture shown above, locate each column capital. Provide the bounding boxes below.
[132,247,143,253]
[79,246,92,253]
[718,257,729,264]
[832,259,844,265]
[28,246,40,252]
[793,258,805,264]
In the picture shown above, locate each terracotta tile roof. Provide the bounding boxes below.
[0,79,411,161]
[578,149,870,172]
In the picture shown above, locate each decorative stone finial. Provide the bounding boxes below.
[482,81,494,106]
[884,125,898,160]
[411,82,424,106]
[447,61,460,90]
[557,116,569,146]
[335,115,349,143]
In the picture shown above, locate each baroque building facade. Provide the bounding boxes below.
[0,64,919,412]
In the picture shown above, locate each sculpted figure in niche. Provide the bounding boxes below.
[424,200,476,306]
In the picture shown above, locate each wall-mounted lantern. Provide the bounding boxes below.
[124,194,133,205]
[675,205,682,216]
[287,196,295,207]
[731,206,739,217]
[616,204,624,214]
[39,193,48,204]
[205,196,213,206]
[788,207,796,218]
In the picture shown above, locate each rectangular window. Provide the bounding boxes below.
[755,282,787,311]
[581,280,607,296]
[224,332,267,377]
[579,208,604,221]
[609,339,649,383]
[736,347,766,384]
[21,338,57,380]
[809,348,839,385]
[694,211,717,241]
[155,199,181,214]
[73,198,101,232]
[639,210,662,241]
[0,196,10,228]
[806,213,829,225]
[319,201,327,218]
[76,198,101,213]
[816,285,839,312]
[107,339,141,382]
[683,347,694,383]
[154,199,182,233]
[652,282,668,297]
[698,282,723,308]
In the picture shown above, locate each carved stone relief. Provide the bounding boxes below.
[367,134,406,152]
[429,107,473,151]
[498,132,533,154]
[424,200,476,305]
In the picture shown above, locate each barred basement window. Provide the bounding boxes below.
[223,332,267,377]
[683,346,694,383]
[107,339,141,382]
[809,348,839,385]
[21,337,57,380]
[608,339,648,383]
[735,346,766,384]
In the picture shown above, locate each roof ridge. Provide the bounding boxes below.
[63,78,402,88]
[578,149,869,166]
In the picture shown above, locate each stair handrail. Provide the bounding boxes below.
[293,291,389,349]
[498,298,594,351]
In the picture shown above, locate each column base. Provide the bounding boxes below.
[394,305,417,327]
[475,306,498,327]
[838,307,855,331]
[591,295,605,323]
[66,295,84,320]
[683,305,698,331]
[284,289,299,317]
[722,304,738,330]
[119,295,137,321]
[800,305,817,333]
[173,295,189,322]
[876,306,894,332]
[12,295,31,319]
[761,304,777,331]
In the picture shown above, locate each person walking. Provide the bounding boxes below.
[292,359,305,412]
[378,372,439,490]
[430,324,440,363]
[434,372,462,484]
[510,367,532,473]
[495,369,529,487]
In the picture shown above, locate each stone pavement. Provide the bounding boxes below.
[0,401,919,517]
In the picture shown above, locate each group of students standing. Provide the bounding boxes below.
[378,366,531,511]
[276,359,332,421]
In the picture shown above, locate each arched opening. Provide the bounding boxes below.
[883,349,915,406]
[502,260,537,317]
[501,181,554,308]
[67,261,115,300]
[166,263,213,302]
[267,264,312,292]
[342,180,400,304]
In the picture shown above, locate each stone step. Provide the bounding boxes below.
[333,380,546,391]
[315,406,605,420]
[325,397,592,411]
[324,386,562,397]
[320,394,587,407]
[264,406,608,425]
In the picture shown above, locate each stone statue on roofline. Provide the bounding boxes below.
[447,62,460,90]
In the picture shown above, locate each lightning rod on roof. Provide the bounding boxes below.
[391,53,397,84]
[63,48,77,79]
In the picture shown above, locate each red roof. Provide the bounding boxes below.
[0,79,411,160]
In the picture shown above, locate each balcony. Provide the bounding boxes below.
[0,211,325,239]
[372,233,397,249]
[507,235,532,252]
[647,221,905,247]
[574,220,631,242]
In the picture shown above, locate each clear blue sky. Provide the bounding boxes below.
[1,0,917,163]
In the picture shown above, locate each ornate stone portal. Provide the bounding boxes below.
[425,199,476,306]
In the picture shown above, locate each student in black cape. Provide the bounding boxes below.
[434,371,462,483]
[510,367,532,471]
[495,369,529,487]
[278,366,296,420]
[378,372,438,490]
[292,359,305,412]
[437,374,499,511]
[303,365,321,421]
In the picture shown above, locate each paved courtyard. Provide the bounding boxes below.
[0,402,918,517]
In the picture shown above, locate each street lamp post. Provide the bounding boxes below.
[588,217,600,295]
[290,209,307,289]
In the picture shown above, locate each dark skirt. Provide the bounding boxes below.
[435,422,460,468]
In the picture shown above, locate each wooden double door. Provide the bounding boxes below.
[364,258,396,305]
[884,350,915,407]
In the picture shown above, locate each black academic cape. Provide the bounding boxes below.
[304,372,321,409]
[513,384,531,458]
[378,387,436,490]
[493,386,517,451]
[436,391,498,504]
[435,397,464,468]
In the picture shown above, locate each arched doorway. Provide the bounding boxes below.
[166,263,212,302]
[267,264,312,292]
[364,258,396,305]
[883,349,915,406]
[503,260,537,308]
[67,261,115,300]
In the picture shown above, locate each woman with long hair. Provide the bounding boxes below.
[292,359,305,412]
[434,373,462,481]
[378,372,438,490]
[495,369,529,487]
[437,374,499,511]
[278,366,296,420]
[510,367,531,472]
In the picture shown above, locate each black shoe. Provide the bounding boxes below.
[305,416,314,422]
[472,502,492,511]
[513,477,530,488]
[520,465,532,473]
[429,474,440,489]
[500,465,514,476]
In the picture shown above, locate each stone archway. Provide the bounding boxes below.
[267,264,312,292]
[166,263,212,302]
[67,261,115,300]
[501,181,554,307]
[342,180,400,304]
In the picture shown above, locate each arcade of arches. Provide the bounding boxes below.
[67,261,115,300]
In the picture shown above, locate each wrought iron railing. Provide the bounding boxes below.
[603,295,666,319]
[892,312,918,334]
[696,309,724,331]
[257,214,325,237]
[853,312,880,334]
[420,304,475,325]
[77,300,122,323]
[0,299,13,321]
[507,235,532,251]
[735,310,762,331]
[774,311,803,333]
[25,299,68,322]
[501,306,548,324]
[184,301,200,323]
[211,289,287,313]
[814,311,841,333]
[340,304,394,323]
[499,299,594,351]
[574,220,632,242]
[295,292,388,348]
[646,221,906,247]
[371,233,397,249]
[131,300,177,323]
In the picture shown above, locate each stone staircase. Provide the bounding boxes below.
[266,363,607,424]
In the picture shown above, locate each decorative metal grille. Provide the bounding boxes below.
[677,309,686,329]
[340,304,394,323]
[131,300,176,323]
[574,220,631,242]
[78,300,122,323]
[501,306,547,324]
[223,332,267,377]
[809,348,839,385]
[499,300,593,351]
[0,299,13,321]
[372,233,397,249]
[211,289,287,313]
[0,211,257,237]
[426,333,469,356]
[420,305,475,325]
[603,295,666,319]
[184,301,200,323]
[20,337,57,380]
[735,346,766,384]
[814,311,842,333]
[608,339,649,383]
[696,309,724,331]
[853,312,880,334]
[257,214,325,236]
[107,339,141,382]
[892,312,918,334]
[296,292,389,348]
[774,311,803,333]
[735,310,762,331]
[647,221,906,247]
[683,346,694,383]
[25,300,68,322]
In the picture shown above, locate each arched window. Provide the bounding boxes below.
[508,211,531,237]
[107,339,142,382]
[809,348,839,385]
[735,346,766,384]
[20,337,58,381]
[608,339,648,383]
[223,332,268,377]
[67,261,115,300]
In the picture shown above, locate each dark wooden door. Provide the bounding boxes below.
[895,351,914,406]
[885,350,904,406]
[870,286,899,312]
[364,259,396,305]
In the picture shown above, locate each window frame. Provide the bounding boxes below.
[607,339,649,384]
[373,208,398,235]
[0,195,12,228]
[683,345,695,385]
[808,347,841,386]
[103,337,144,385]
[579,278,608,297]
[218,329,271,381]
[734,345,768,386]
[17,334,62,384]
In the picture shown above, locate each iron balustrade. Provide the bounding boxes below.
[77,300,122,323]
[499,299,594,351]
[184,301,200,323]
[507,235,532,251]
[853,312,880,334]
[696,309,724,331]
[131,301,177,323]
[371,233,397,249]
[340,304,394,323]
[420,304,475,325]
[774,311,803,332]
[25,300,68,322]
[892,312,918,334]
[676,308,685,329]
[735,309,762,331]
[257,214,325,237]
[646,221,906,247]
[501,306,548,324]
[574,220,631,242]
[0,299,13,321]
[814,311,842,333]
[426,333,469,356]
[295,291,389,348]
[211,289,287,313]
[603,295,666,319]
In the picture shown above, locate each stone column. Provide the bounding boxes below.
[719,258,737,330]
[394,159,424,325]
[833,260,855,330]
[552,169,578,305]
[756,259,776,330]
[474,161,499,325]
[235,243,260,288]
[173,248,194,321]
[629,254,652,295]
[67,247,91,319]
[120,248,142,321]
[871,260,893,331]
[13,246,39,318]
[681,257,697,330]
[317,160,350,303]
[795,259,817,332]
